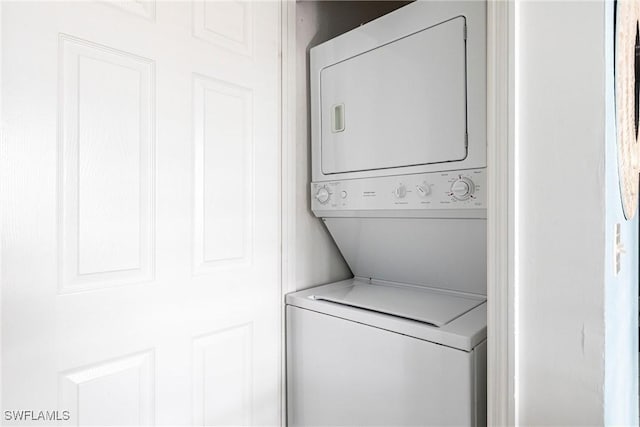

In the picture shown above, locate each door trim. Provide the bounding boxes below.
[280,0,297,425]
[0,0,3,413]
[486,0,516,425]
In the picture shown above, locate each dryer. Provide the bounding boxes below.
[310,0,486,183]
[287,1,487,426]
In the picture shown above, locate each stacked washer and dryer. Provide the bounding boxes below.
[286,2,487,426]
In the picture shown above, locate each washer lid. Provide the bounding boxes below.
[310,281,485,327]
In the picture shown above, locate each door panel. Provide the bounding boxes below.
[59,351,155,426]
[319,16,467,174]
[59,34,155,292]
[193,324,252,426]
[2,1,281,426]
[193,74,253,273]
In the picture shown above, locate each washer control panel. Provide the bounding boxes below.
[311,169,486,210]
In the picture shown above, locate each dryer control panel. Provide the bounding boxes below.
[311,168,486,211]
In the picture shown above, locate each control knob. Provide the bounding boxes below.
[450,177,475,201]
[393,184,407,199]
[315,186,330,204]
[416,184,431,197]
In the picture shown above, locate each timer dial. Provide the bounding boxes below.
[450,177,475,201]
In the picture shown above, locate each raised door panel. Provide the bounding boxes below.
[193,323,253,426]
[59,351,155,426]
[58,35,155,293]
[192,74,253,274]
[193,0,253,57]
[104,0,157,21]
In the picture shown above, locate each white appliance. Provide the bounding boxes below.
[287,1,487,426]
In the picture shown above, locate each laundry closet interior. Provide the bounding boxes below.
[287,1,489,425]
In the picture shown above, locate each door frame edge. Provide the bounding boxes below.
[486,0,516,425]
[279,0,297,426]
[1,0,4,414]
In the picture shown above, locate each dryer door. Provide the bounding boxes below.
[320,16,468,175]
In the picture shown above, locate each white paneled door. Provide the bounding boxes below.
[1,1,281,425]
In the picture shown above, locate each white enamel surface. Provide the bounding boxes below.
[2,2,280,425]
[311,281,485,327]
[319,16,467,175]
[310,0,486,182]
[287,278,487,351]
[324,217,487,295]
[311,168,486,214]
[286,304,486,426]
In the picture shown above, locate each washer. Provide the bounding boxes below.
[286,279,486,426]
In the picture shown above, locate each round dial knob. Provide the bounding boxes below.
[393,185,407,199]
[416,184,431,197]
[315,187,330,204]
[450,177,475,201]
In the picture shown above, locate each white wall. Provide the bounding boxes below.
[517,3,639,424]
[294,1,408,290]
[517,2,607,424]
